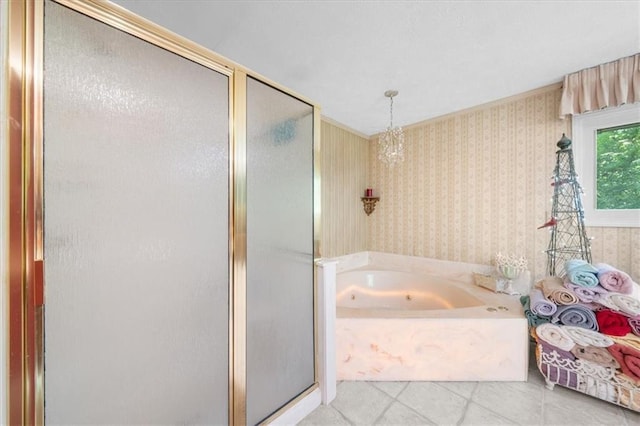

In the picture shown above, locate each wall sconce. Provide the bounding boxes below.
[361,188,379,216]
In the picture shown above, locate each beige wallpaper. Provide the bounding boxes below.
[589,227,640,282]
[366,84,639,281]
[320,85,639,281]
[319,119,370,258]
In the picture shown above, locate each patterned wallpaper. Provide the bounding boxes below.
[321,85,640,281]
[319,119,370,258]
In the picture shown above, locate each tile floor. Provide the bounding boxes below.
[299,343,640,425]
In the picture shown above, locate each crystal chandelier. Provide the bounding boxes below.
[378,90,405,166]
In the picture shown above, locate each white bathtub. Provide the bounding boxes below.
[333,252,529,382]
[337,270,486,311]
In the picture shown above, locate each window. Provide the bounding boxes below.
[596,123,640,209]
[572,103,640,227]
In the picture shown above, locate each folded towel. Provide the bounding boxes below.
[580,302,607,312]
[538,276,579,305]
[596,309,633,336]
[535,323,575,352]
[610,334,640,352]
[564,280,609,303]
[529,288,558,316]
[607,343,640,384]
[595,263,634,295]
[520,295,551,327]
[609,293,640,317]
[565,259,599,287]
[593,292,622,311]
[629,316,640,337]
[551,304,599,331]
[571,344,620,369]
[562,325,614,347]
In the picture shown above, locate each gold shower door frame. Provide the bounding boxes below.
[5,0,321,424]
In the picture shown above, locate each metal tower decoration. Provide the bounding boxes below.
[539,134,592,276]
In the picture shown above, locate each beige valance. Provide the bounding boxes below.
[559,53,640,118]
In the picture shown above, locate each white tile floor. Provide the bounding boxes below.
[299,343,640,425]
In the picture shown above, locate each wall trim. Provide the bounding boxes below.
[371,82,564,137]
[325,83,564,141]
[321,115,370,140]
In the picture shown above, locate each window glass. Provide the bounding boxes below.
[572,102,640,227]
[596,123,640,210]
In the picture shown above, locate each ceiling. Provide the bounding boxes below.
[112,0,640,136]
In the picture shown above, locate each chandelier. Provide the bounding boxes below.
[378,90,405,166]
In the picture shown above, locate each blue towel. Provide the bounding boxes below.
[551,304,599,331]
[565,259,599,288]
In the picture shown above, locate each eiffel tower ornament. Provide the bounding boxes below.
[542,134,592,276]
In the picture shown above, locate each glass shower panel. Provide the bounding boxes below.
[246,77,315,424]
[43,2,229,424]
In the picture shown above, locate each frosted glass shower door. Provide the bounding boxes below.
[246,77,315,424]
[43,2,230,424]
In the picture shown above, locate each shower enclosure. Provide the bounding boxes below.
[4,0,319,424]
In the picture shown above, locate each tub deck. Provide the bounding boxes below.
[334,252,529,381]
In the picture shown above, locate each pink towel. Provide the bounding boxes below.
[595,263,634,294]
[564,279,608,303]
[629,316,640,337]
[571,344,619,369]
[607,343,640,384]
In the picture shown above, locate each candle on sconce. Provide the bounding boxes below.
[365,188,373,197]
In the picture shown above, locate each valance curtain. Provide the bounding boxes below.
[559,53,640,118]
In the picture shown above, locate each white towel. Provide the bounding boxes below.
[536,323,576,352]
[610,293,640,317]
[562,325,614,348]
[594,292,621,311]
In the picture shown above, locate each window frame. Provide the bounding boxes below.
[572,102,640,228]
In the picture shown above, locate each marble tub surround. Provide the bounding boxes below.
[337,251,500,286]
[335,251,496,275]
[336,317,528,381]
[332,252,529,382]
[334,251,372,273]
[365,251,495,277]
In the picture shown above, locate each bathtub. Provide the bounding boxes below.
[337,270,486,311]
[333,252,529,382]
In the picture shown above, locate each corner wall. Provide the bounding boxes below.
[320,120,369,258]
[367,84,639,281]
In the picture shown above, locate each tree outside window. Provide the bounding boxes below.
[596,123,640,210]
